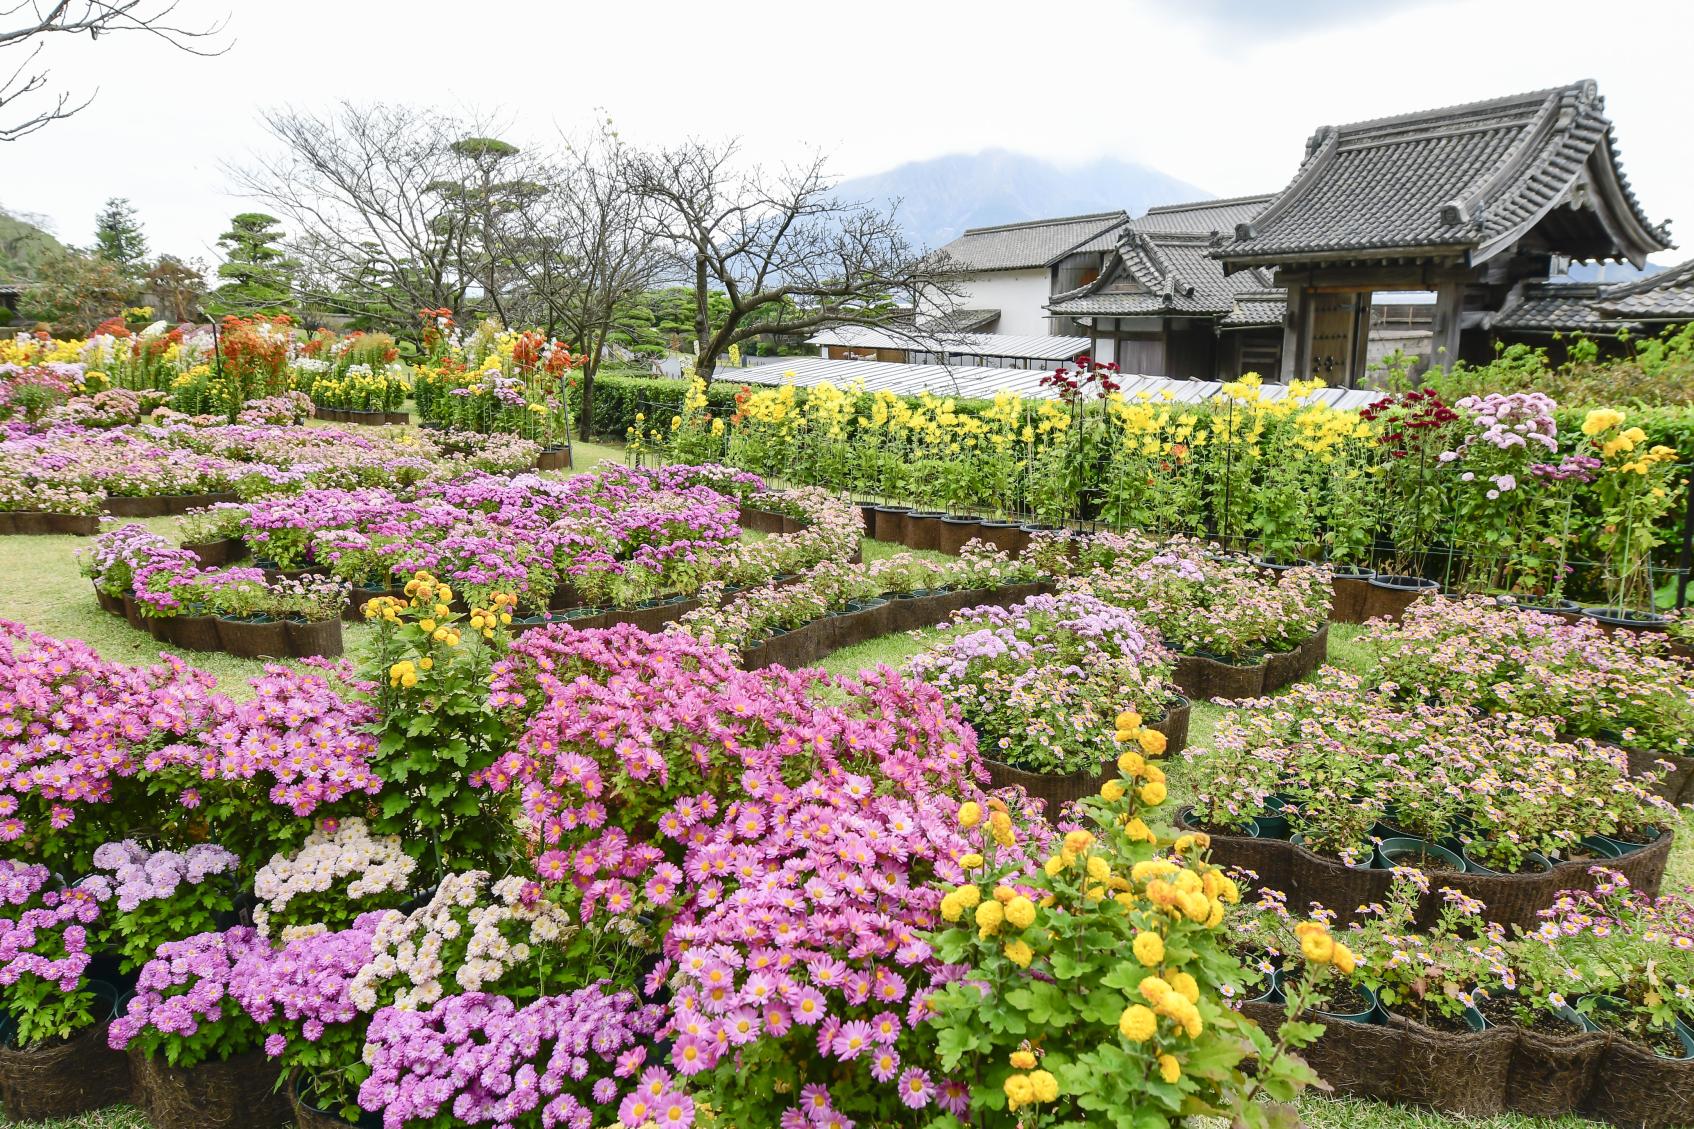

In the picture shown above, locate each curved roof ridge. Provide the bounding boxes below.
[1142,193,1276,215]
[959,211,1126,236]
[1327,80,1591,138]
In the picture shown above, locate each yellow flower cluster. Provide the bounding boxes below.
[468,592,517,639]
[1003,1063,1059,1111]
[1295,920,1357,974]
[1582,408,1679,475]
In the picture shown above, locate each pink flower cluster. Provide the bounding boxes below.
[232,911,388,1060]
[83,840,239,913]
[144,660,382,818]
[109,926,274,1065]
[479,623,997,1122]
[0,620,220,845]
[0,860,99,993]
[358,986,677,1129]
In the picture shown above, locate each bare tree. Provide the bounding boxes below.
[496,122,667,436]
[231,102,516,332]
[1,2,227,141]
[628,139,956,381]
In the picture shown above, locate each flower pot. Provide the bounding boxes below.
[144,615,170,641]
[736,504,785,535]
[1498,594,1583,623]
[1374,836,1465,874]
[536,447,572,471]
[1172,651,1265,701]
[906,511,945,552]
[51,512,101,535]
[103,495,171,518]
[0,511,13,534]
[1312,982,1380,1025]
[1147,693,1191,759]
[1580,606,1669,634]
[287,617,344,658]
[291,1073,383,1129]
[1502,1001,1608,1119]
[976,519,1027,556]
[121,594,144,630]
[1362,575,1439,623]
[1291,833,1375,870]
[0,980,130,1121]
[1460,843,1552,876]
[1598,826,1667,856]
[129,1047,291,1129]
[1177,805,1260,839]
[1382,1002,1516,1117]
[94,587,124,616]
[216,616,291,659]
[935,515,981,556]
[161,613,222,653]
[984,755,1115,822]
[871,505,911,545]
[9,511,49,535]
[386,411,410,426]
[856,502,878,539]
[182,538,237,567]
[1578,1011,1694,1129]
[1329,567,1376,623]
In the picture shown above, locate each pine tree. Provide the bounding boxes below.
[93,197,149,276]
[206,213,297,317]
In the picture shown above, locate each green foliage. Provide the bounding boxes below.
[1430,325,1694,407]
[20,249,138,335]
[206,213,297,318]
[359,578,518,878]
[93,198,149,277]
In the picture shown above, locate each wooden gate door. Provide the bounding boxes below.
[1307,292,1360,385]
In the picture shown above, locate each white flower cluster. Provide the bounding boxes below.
[252,817,416,941]
[348,871,573,1013]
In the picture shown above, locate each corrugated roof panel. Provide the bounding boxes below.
[737,358,1383,408]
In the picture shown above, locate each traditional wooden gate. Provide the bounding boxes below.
[1306,291,1362,385]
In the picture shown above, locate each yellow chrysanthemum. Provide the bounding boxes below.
[1119,1003,1157,1042]
[1132,931,1165,967]
[1158,1053,1182,1084]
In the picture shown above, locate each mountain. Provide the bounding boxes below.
[835,149,1211,251]
[1557,260,1664,284]
[0,206,65,283]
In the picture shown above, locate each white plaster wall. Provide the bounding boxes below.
[939,270,1054,336]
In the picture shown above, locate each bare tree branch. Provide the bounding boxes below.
[627,138,960,380]
[0,2,229,140]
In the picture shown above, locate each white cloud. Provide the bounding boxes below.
[2,0,1686,264]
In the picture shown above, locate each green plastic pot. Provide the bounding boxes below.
[1374,836,1465,873]
[1460,843,1552,875]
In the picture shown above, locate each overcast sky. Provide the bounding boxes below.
[4,0,1689,265]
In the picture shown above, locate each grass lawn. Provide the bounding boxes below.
[0,512,1686,1128]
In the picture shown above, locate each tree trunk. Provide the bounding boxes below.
[578,363,597,439]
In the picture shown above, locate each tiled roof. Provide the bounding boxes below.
[917,308,999,334]
[1129,194,1274,236]
[1489,282,1636,332]
[934,212,1128,272]
[1492,258,1694,330]
[1049,228,1284,321]
[1218,81,1672,270]
[1595,258,1694,319]
[1220,294,1288,328]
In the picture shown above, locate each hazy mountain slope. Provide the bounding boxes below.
[836,150,1211,251]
